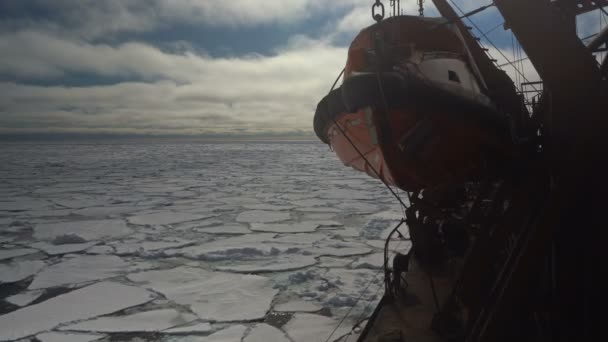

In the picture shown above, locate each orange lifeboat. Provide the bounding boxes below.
[314,16,509,191]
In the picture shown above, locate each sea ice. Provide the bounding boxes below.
[274,300,322,313]
[72,206,139,217]
[163,322,213,334]
[60,308,196,332]
[215,255,317,273]
[0,198,50,212]
[236,210,290,223]
[249,222,319,233]
[166,234,302,261]
[36,332,104,342]
[0,248,39,261]
[127,212,214,226]
[0,281,154,341]
[28,255,130,289]
[85,245,115,254]
[318,257,353,268]
[5,290,44,307]
[294,207,340,213]
[111,239,193,255]
[243,204,295,211]
[30,242,98,255]
[284,313,352,342]
[53,198,110,209]
[0,260,46,283]
[244,323,290,342]
[33,219,133,241]
[194,224,250,235]
[351,252,384,269]
[201,325,247,342]
[127,266,277,322]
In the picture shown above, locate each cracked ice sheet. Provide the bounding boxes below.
[33,219,133,242]
[0,260,46,283]
[274,300,322,313]
[0,282,154,341]
[127,212,215,226]
[0,248,39,261]
[30,242,98,255]
[285,313,352,342]
[36,332,105,342]
[111,238,194,255]
[249,222,319,233]
[6,290,44,307]
[165,325,248,342]
[60,308,196,333]
[215,255,317,273]
[244,323,290,342]
[163,322,213,334]
[236,210,290,223]
[28,255,130,290]
[194,225,251,235]
[164,234,304,261]
[127,267,277,322]
[72,206,139,218]
[351,252,384,269]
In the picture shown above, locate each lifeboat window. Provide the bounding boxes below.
[448,70,461,83]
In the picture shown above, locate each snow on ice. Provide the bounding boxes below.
[60,308,197,333]
[0,282,154,341]
[28,255,130,289]
[33,219,133,241]
[128,266,278,322]
[236,210,290,223]
[0,260,46,283]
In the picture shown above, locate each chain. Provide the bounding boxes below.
[372,0,385,22]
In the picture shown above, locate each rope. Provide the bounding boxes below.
[447,0,539,93]
[324,267,385,342]
[328,69,409,210]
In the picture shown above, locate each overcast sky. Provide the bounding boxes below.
[0,1,602,138]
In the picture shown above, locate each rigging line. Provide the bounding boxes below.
[447,0,539,92]
[482,21,505,36]
[327,69,409,210]
[324,266,385,342]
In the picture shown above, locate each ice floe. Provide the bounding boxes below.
[30,242,98,255]
[202,325,247,342]
[351,252,384,269]
[243,204,294,211]
[33,219,133,242]
[28,255,130,289]
[215,255,317,273]
[36,332,105,342]
[127,212,214,226]
[5,289,44,307]
[236,210,290,223]
[60,308,196,333]
[0,260,46,283]
[274,300,322,313]
[165,234,302,261]
[249,222,319,233]
[163,322,213,334]
[111,239,193,256]
[0,248,39,261]
[284,313,352,342]
[244,323,290,342]
[0,281,154,341]
[72,206,139,217]
[194,224,251,235]
[127,267,277,322]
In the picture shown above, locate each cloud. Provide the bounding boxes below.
[0,30,347,135]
